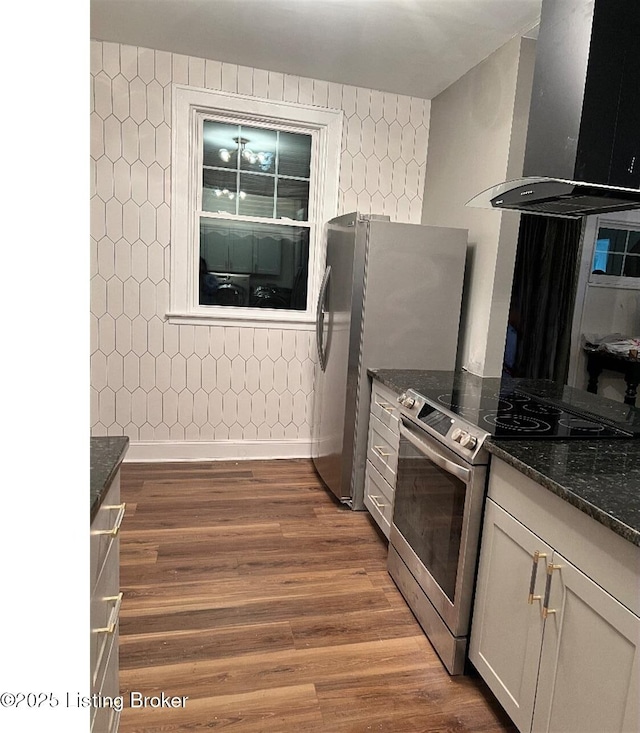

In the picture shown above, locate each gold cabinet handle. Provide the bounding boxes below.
[373,445,393,457]
[95,503,126,537]
[95,592,124,634]
[369,494,387,510]
[542,564,562,618]
[528,551,547,604]
[377,401,395,413]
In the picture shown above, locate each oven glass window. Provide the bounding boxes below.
[393,438,466,602]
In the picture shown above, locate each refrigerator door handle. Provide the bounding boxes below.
[315,265,331,372]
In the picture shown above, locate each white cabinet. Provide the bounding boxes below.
[201,227,281,275]
[533,548,639,733]
[90,473,125,733]
[470,458,640,733]
[364,380,400,537]
[202,230,254,273]
[469,499,547,731]
[254,236,282,275]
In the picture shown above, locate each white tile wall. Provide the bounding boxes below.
[90,41,431,449]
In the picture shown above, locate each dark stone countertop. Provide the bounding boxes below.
[369,368,640,434]
[90,436,129,521]
[486,439,640,546]
[369,368,640,547]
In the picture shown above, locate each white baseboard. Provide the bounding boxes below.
[124,439,313,463]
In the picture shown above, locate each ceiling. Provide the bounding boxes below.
[90,0,541,100]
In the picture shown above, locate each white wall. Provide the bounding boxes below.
[90,41,431,460]
[580,283,640,341]
[420,36,536,376]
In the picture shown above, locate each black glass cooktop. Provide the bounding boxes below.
[410,372,636,439]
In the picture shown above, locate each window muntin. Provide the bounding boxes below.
[591,227,640,280]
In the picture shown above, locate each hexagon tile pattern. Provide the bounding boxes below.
[90,41,431,447]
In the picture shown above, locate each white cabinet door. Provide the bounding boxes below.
[532,551,640,733]
[254,236,282,275]
[202,232,229,271]
[229,232,254,272]
[469,499,550,733]
[202,229,254,273]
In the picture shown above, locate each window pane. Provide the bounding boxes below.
[203,121,240,170]
[625,231,640,277]
[278,131,312,178]
[603,254,624,276]
[202,169,237,214]
[238,173,275,218]
[598,228,628,254]
[623,254,640,278]
[238,126,277,174]
[199,219,310,310]
[276,178,310,220]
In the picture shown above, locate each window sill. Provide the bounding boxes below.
[588,276,640,290]
[166,310,316,330]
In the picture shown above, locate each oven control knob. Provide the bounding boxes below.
[398,392,415,408]
[460,433,478,449]
[451,428,464,442]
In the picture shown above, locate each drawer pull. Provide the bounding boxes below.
[95,592,124,635]
[542,564,562,619]
[369,495,387,510]
[95,503,126,537]
[376,401,395,413]
[373,445,393,458]
[527,551,547,604]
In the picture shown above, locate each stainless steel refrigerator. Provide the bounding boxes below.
[312,212,468,509]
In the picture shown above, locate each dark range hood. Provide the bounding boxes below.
[468,0,640,218]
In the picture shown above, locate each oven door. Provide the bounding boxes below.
[390,416,487,637]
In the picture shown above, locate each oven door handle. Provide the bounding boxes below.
[400,418,471,483]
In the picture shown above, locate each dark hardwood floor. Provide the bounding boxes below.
[118,459,515,732]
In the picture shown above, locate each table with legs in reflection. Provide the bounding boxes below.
[584,348,640,406]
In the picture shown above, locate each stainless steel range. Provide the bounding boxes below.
[387,375,634,675]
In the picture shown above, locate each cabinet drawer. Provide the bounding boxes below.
[91,699,120,733]
[364,461,395,537]
[90,475,125,593]
[90,635,120,733]
[370,381,400,434]
[367,414,398,486]
[90,542,121,693]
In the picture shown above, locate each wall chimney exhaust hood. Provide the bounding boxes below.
[467,0,640,218]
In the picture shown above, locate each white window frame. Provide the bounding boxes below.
[168,85,343,328]
[588,217,640,291]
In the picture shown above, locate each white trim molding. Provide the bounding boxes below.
[170,85,343,327]
[124,438,313,462]
[164,312,317,329]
